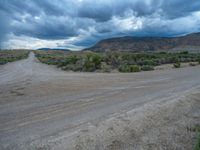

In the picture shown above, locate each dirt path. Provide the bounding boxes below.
[0,52,200,150]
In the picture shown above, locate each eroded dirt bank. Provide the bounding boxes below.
[0,53,200,150]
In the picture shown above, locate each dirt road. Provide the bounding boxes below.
[0,52,200,150]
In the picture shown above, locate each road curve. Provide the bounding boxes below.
[0,52,200,150]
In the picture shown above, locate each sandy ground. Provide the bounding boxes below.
[0,52,200,150]
[154,62,199,70]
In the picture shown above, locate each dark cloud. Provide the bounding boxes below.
[78,1,113,22]
[161,0,200,19]
[0,10,10,48]
[77,0,157,22]
[0,0,200,49]
[12,16,78,39]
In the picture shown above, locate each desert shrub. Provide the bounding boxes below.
[83,58,95,72]
[195,135,200,150]
[173,62,181,68]
[180,51,189,54]
[0,50,29,65]
[56,55,82,69]
[34,50,200,72]
[159,52,167,54]
[119,64,140,72]
[62,64,82,72]
[57,61,67,67]
[189,62,197,66]
[83,61,96,72]
[91,54,102,68]
[82,53,102,72]
[118,64,131,72]
[138,59,155,66]
[130,65,141,72]
[0,58,8,64]
[61,64,74,71]
[141,65,154,71]
[101,62,111,72]
[105,52,121,67]
[187,125,200,150]
[170,56,179,63]
[67,55,79,64]
[152,58,161,65]
[74,64,83,72]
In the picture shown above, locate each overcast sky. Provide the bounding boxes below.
[0,0,200,50]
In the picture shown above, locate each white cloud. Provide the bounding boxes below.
[2,34,84,50]
[112,16,143,32]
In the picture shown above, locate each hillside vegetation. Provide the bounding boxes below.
[0,50,29,65]
[35,50,200,72]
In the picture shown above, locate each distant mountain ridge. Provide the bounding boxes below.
[85,32,200,52]
[38,48,70,51]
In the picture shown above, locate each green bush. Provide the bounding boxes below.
[0,59,7,65]
[141,65,154,71]
[119,64,131,72]
[173,62,181,68]
[0,50,29,65]
[194,125,200,150]
[180,51,189,54]
[141,60,155,66]
[82,53,102,72]
[187,125,200,150]
[34,50,200,72]
[83,58,96,72]
[119,64,140,72]
[68,55,79,64]
[195,135,200,150]
[130,65,141,72]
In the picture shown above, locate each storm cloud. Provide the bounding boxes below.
[0,0,200,49]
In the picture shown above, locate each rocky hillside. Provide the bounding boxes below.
[85,33,200,52]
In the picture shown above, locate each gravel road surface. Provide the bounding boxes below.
[0,52,200,150]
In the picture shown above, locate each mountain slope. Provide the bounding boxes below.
[85,33,200,52]
[38,48,71,51]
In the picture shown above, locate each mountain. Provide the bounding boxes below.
[84,33,200,52]
[38,48,70,51]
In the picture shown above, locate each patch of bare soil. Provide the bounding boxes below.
[69,90,200,150]
[155,62,199,70]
